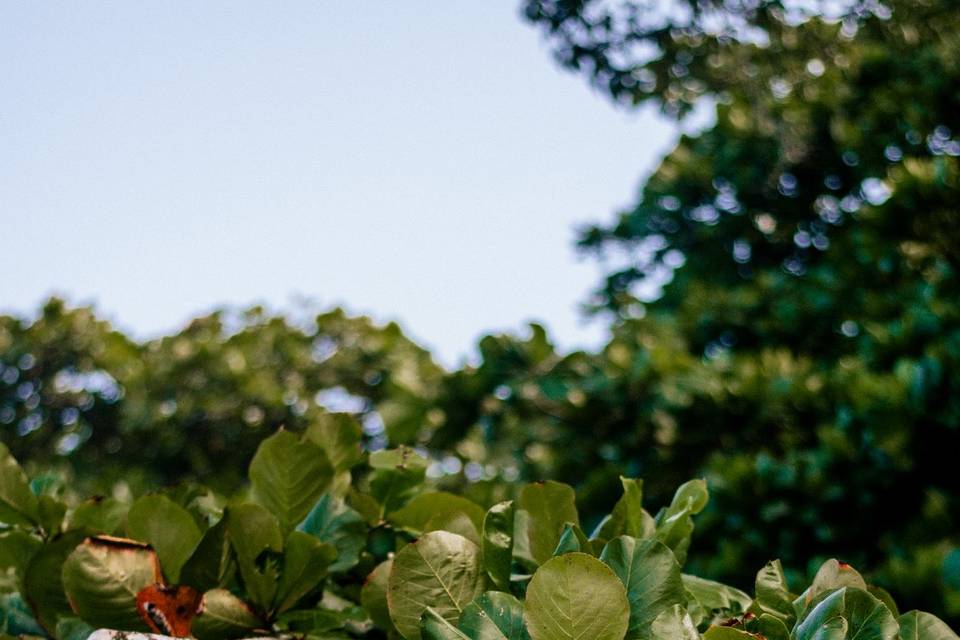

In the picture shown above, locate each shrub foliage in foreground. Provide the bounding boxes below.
[0,418,956,640]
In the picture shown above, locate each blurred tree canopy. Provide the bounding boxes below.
[519,0,960,622]
[2,0,959,627]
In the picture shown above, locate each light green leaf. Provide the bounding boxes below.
[753,613,790,640]
[0,530,42,575]
[274,531,337,614]
[387,530,486,640]
[653,479,708,565]
[225,503,283,610]
[303,412,364,473]
[459,591,529,640]
[421,607,470,640]
[683,574,752,627]
[752,560,795,624]
[482,501,515,592]
[897,610,959,640]
[390,492,485,542]
[298,493,367,573]
[0,443,39,526]
[61,537,161,630]
[192,588,264,640]
[127,494,202,583]
[702,627,755,640]
[793,559,867,621]
[650,605,700,640]
[68,497,128,535]
[600,537,684,639]
[361,559,396,635]
[524,552,629,640]
[552,522,591,557]
[517,481,578,566]
[793,587,897,640]
[594,477,656,542]
[249,430,334,530]
[368,447,428,515]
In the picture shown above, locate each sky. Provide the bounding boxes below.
[1,2,685,367]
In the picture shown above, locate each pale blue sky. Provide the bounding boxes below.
[1,2,686,366]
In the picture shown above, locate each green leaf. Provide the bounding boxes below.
[600,537,684,639]
[192,588,264,640]
[793,560,868,621]
[390,492,485,542]
[459,591,529,640]
[421,607,471,640]
[38,496,67,537]
[21,530,87,633]
[897,611,959,640]
[683,574,752,628]
[0,530,41,575]
[650,605,699,640]
[594,477,656,542]
[524,552,629,640]
[552,522,591,557]
[361,559,396,634]
[752,613,790,640]
[54,616,95,640]
[702,627,755,640]
[127,494,202,583]
[61,536,161,631]
[653,479,708,565]
[69,497,128,535]
[482,501,514,592]
[180,517,235,593]
[225,503,283,611]
[793,587,897,640]
[0,443,39,526]
[298,493,368,573]
[752,560,795,624]
[517,481,578,566]
[387,530,486,640]
[249,430,334,530]
[303,412,364,473]
[274,531,337,614]
[368,447,428,516]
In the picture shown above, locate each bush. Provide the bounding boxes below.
[0,419,956,640]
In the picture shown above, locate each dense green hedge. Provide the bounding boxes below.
[0,431,956,639]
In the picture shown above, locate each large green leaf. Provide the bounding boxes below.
[192,588,264,640]
[482,501,515,592]
[68,497,128,535]
[600,537,684,639]
[127,494,202,583]
[302,412,364,473]
[0,530,41,576]
[650,605,699,640]
[793,587,897,640]
[517,481,578,566]
[225,503,283,611]
[0,443,39,526]
[390,492,485,541]
[298,493,368,573]
[387,530,486,640]
[524,552,629,640]
[652,479,708,565]
[21,530,87,633]
[682,574,752,628]
[459,591,529,640]
[751,560,795,624]
[274,531,337,614]
[793,560,868,621]
[368,447,428,516]
[898,611,960,640]
[361,559,396,634]
[594,477,656,542]
[249,430,334,530]
[61,537,161,631]
[421,607,471,640]
[180,518,235,593]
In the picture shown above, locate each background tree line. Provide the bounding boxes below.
[3,0,958,627]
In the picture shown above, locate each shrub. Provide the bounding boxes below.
[1,417,956,640]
